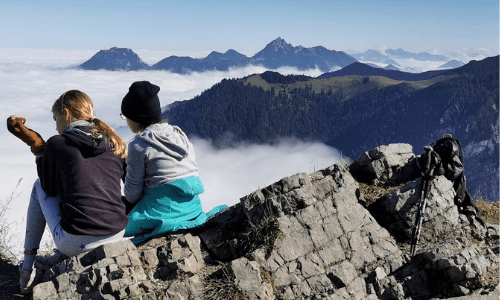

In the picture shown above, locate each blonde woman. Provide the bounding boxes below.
[7,90,128,294]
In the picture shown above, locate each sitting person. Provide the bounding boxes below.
[120,81,226,244]
[7,90,129,294]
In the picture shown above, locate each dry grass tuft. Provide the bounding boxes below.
[0,178,23,264]
[204,278,249,300]
[476,199,499,224]
[213,201,280,259]
[484,264,500,288]
[359,182,401,206]
[203,265,249,300]
[238,215,280,257]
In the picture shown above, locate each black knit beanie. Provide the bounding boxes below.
[121,81,162,124]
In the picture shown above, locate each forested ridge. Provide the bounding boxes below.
[164,56,499,200]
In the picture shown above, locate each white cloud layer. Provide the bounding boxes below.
[193,137,340,211]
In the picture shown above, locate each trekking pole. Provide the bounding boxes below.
[410,176,432,257]
[410,146,439,257]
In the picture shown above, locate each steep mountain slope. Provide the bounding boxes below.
[79,47,149,71]
[163,56,499,201]
[331,58,499,200]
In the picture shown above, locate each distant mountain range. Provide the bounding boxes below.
[79,38,356,73]
[78,38,464,74]
[351,48,450,62]
[162,56,500,201]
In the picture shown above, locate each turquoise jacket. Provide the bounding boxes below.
[125,176,226,244]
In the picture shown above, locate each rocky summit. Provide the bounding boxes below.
[6,143,499,300]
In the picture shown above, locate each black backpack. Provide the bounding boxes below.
[431,134,472,208]
[417,134,472,208]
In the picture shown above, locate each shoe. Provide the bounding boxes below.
[19,266,34,294]
[35,248,69,270]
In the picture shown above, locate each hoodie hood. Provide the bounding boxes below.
[136,123,191,160]
[63,120,108,157]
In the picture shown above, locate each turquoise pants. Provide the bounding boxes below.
[125,176,226,244]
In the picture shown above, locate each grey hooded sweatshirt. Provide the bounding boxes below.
[124,123,199,203]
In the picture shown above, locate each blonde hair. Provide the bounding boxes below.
[53,90,127,158]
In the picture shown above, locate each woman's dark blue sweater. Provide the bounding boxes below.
[36,124,128,236]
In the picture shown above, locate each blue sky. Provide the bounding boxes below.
[0,0,498,57]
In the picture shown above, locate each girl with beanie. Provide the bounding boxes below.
[121,81,226,244]
[7,90,129,294]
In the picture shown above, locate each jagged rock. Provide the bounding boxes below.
[367,175,461,243]
[349,143,419,186]
[223,164,405,299]
[11,143,497,300]
[229,257,274,300]
[157,234,205,274]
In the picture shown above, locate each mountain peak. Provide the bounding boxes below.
[206,50,223,58]
[224,49,238,55]
[438,59,465,70]
[106,47,134,54]
[79,47,149,71]
[268,37,293,53]
[250,38,356,71]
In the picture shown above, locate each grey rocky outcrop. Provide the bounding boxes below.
[348,143,419,186]
[27,143,498,300]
